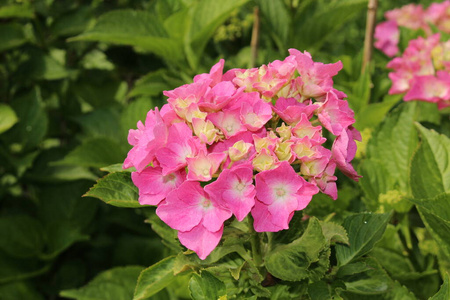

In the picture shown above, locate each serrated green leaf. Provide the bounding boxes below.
[55,138,127,169]
[60,266,144,300]
[84,172,142,208]
[0,215,45,258]
[336,212,391,266]
[430,273,450,300]
[320,220,349,245]
[0,103,18,134]
[355,94,401,130]
[189,271,227,300]
[410,124,450,199]
[133,256,177,300]
[0,23,27,52]
[265,217,329,281]
[411,193,450,258]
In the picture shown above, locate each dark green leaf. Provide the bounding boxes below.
[430,273,450,300]
[51,6,93,37]
[133,256,177,300]
[37,181,98,257]
[0,215,44,258]
[60,266,144,300]
[84,172,142,208]
[0,281,44,300]
[189,271,227,300]
[2,87,48,152]
[259,0,290,51]
[336,212,391,266]
[0,103,18,134]
[71,10,185,64]
[18,48,70,80]
[120,97,153,139]
[0,23,27,52]
[55,138,128,169]
[265,217,329,281]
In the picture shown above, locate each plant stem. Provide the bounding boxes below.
[362,0,378,74]
[250,6,260,68]
[248,217,263,267]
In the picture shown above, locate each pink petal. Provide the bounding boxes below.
[178,224,223,260]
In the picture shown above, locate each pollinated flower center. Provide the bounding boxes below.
[276,188,286,197]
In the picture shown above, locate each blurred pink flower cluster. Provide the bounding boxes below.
[374,1,450,57]
[123,49,360,259]
[387,32,450,110]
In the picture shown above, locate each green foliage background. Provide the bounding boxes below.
[0,0,449,299]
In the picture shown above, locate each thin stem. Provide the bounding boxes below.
[362,0,378,74]
[248,217,263,267]
[250,6,260,68]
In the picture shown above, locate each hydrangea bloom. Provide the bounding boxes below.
[387,33,450,109]
[125,50,360,259]
[374,1,450,57]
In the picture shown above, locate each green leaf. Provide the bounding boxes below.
[2,87,48,152]
[259,0,290,51]
[0,103,18,134]
[0,4,34,19]
[0,23,27,52]
[51,6,93,36]
[0,215,45,258]
[430,273,450,300]
[348,66,371,113]
[189,271,227,300]
[60,266,144,300]
[148,214,182,253]
[0,281,44,300]
[265,217,329,281]
[292,0,367,52]
[100,163,134,173]
[340,258,391,295]
[319,220,349,245]
[410,193,450,258]
[410,124,450,199]
[73,109,122,141]
[133,256,177,300]
[37,181,98,258]
[336,212,391,266]
[17,48,70,80]
[55,138,128,169]
[84,172,142,208]
[70,10,185,65]
[360,102,420,209]
[355,94,401,130]
[185,0,249,70]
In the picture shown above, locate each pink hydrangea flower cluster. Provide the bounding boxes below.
[123,49,361,259]
[387,33,450,110]
[374,1,450,57]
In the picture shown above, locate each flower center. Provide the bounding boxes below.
[201,198,212,208]
[276,188,286,197]
[236,182,245,191]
